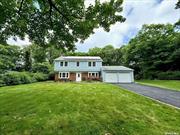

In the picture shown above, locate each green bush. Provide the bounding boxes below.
[32,62,52,74]
[1,71,49,86]
[157,71,180,80]
[0,79,5,87]
[48,71,55,80]
[3,72,22,85]
[32,73,48,81]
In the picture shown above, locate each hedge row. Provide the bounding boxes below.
[0,72,49,87]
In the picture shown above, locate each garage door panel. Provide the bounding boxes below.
[118,73,131,83]
[104,72,132,83]
[104,73,118,83]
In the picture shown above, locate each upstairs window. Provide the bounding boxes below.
[65,61,68,66]
[88,62,91,67]
[60,62,63,66]
[77,61,80,67]
[93,62,96,67]
[60,61,68,67]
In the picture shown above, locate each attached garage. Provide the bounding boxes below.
[102,66,134,83]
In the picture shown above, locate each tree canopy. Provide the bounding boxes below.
[123,24,180,79]
[0,0,125,50]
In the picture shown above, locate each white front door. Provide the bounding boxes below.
[76,73,82,82]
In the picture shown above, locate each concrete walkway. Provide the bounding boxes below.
[116,83,180,108]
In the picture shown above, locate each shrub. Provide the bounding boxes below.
[32,62,52,74]
[0,79,5,87]
[48,71,55,80]
[20,72,32,84]
[1,71,49,86]
[32,73,48,81]
[3,72,22,85]
[157,71,180,80]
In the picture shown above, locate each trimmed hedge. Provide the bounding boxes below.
[0,71,48,86]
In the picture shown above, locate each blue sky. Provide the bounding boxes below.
[7,0,180,52]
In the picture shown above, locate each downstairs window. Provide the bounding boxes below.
[59,72,69,79]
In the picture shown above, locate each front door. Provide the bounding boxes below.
[76,73,82,82]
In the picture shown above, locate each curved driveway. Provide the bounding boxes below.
[116,83,180,108]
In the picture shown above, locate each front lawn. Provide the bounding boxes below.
[136,80,180,91]
[0,82,180,135]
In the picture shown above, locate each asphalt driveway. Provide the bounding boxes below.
[116,83,180,108]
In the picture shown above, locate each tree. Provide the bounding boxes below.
[175,0,180,26]
[123,24,180,79]
[88,45,123,65]
[176,0,180,9]
[24,47,32,71]
[0,0,125,50]
[0,44,21,73]
[30,44,47,63]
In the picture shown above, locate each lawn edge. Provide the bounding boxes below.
[135,81,180,92]
[117,85,180,110]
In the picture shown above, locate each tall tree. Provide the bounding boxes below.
[0,0,125,50]
[0,44,21,73]
[24,47,32,71]
[123,24,180,79]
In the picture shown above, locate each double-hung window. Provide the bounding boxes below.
[60,61,68,67]
[88,72,99,78]
[77,61,80,67]
[88,62,91,67]
[59,72,69,79]
[65,62,68,66]
[88,61,96,67]
[60,62,63,66]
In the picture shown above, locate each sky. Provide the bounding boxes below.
[7,0,180,52]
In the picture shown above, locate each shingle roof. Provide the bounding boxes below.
[54,56,103,61]
[102,66,133,71]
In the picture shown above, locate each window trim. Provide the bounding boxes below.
[60,61,68,67]
[60,61,63,67]
[88,61,91,67]
[77,61,80,67]
[88,72,99,78]
[59,72,69,79]
[65,61,68,67]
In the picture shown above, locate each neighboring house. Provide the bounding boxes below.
[54,56,134,83]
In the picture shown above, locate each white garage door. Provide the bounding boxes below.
[118,73,132,83]
[104,72,132,83]
[104,73,118,83]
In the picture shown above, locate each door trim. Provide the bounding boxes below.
[76,72,82,82]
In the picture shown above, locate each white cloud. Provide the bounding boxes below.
[77,0,180,52]
[7,35,31,47]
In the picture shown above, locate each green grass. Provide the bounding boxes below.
[136,80,180,91]
[0,82,180,135]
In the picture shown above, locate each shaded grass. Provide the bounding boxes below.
[136,80,180,91]
[0,82,180,135]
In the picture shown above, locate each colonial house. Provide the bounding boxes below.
[54,56,134,83]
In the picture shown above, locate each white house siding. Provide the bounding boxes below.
[54,61,102,72]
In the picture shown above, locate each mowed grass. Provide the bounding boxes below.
[136,80,180,91]
[0,82,180,135]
